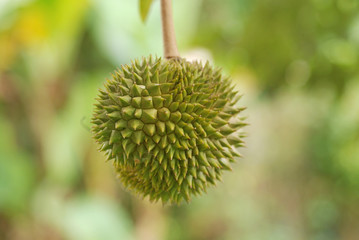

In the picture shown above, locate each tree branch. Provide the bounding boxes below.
[161,0,180,59]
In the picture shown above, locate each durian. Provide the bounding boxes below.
[92,56,246,204]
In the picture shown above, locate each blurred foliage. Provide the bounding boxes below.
[195,0,359,95]
[139,0,155,22]
[0,0,359,239]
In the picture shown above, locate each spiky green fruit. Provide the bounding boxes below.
[92,56,246,204]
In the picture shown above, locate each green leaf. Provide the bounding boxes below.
[139,0,155,22]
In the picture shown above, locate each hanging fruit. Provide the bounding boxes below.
[92,0,246,204]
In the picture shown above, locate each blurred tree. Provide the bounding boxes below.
[194,0,359,95]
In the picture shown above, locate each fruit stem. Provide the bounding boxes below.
[161,0,180,59]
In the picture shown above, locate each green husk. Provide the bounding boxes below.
[92,56,246,205]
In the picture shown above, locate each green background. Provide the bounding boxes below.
[0,0,358,239]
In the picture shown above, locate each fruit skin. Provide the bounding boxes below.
[92,56,246,204]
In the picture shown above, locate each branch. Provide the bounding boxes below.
[160,0,180,59]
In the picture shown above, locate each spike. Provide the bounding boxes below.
[165,121,175,133]
[134,109,142,119]
[131,97,141,108]
[156,121,166,135]
[147,84,161,96]
[131,84,143,97]
[115,120,127,130]
[153,96,164,108]
[170,111,182,123]
[169,102,179,112]
[121,106,135,120]
[141,109,157,123]
[107,111,121,119]
[158,108,171,121]
[143,124,156,136]
[132,131,145,145]
[141,96,153,109]
[128,119,143,131]
[109,130,121,145]
[162,94,173,107]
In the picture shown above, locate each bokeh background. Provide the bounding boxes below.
[1,0,359,239]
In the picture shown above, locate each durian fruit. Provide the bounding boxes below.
[92,56,246,204]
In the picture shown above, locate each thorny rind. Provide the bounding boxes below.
[92,56,247,205]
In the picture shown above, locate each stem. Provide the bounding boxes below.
[160,0,180,59]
